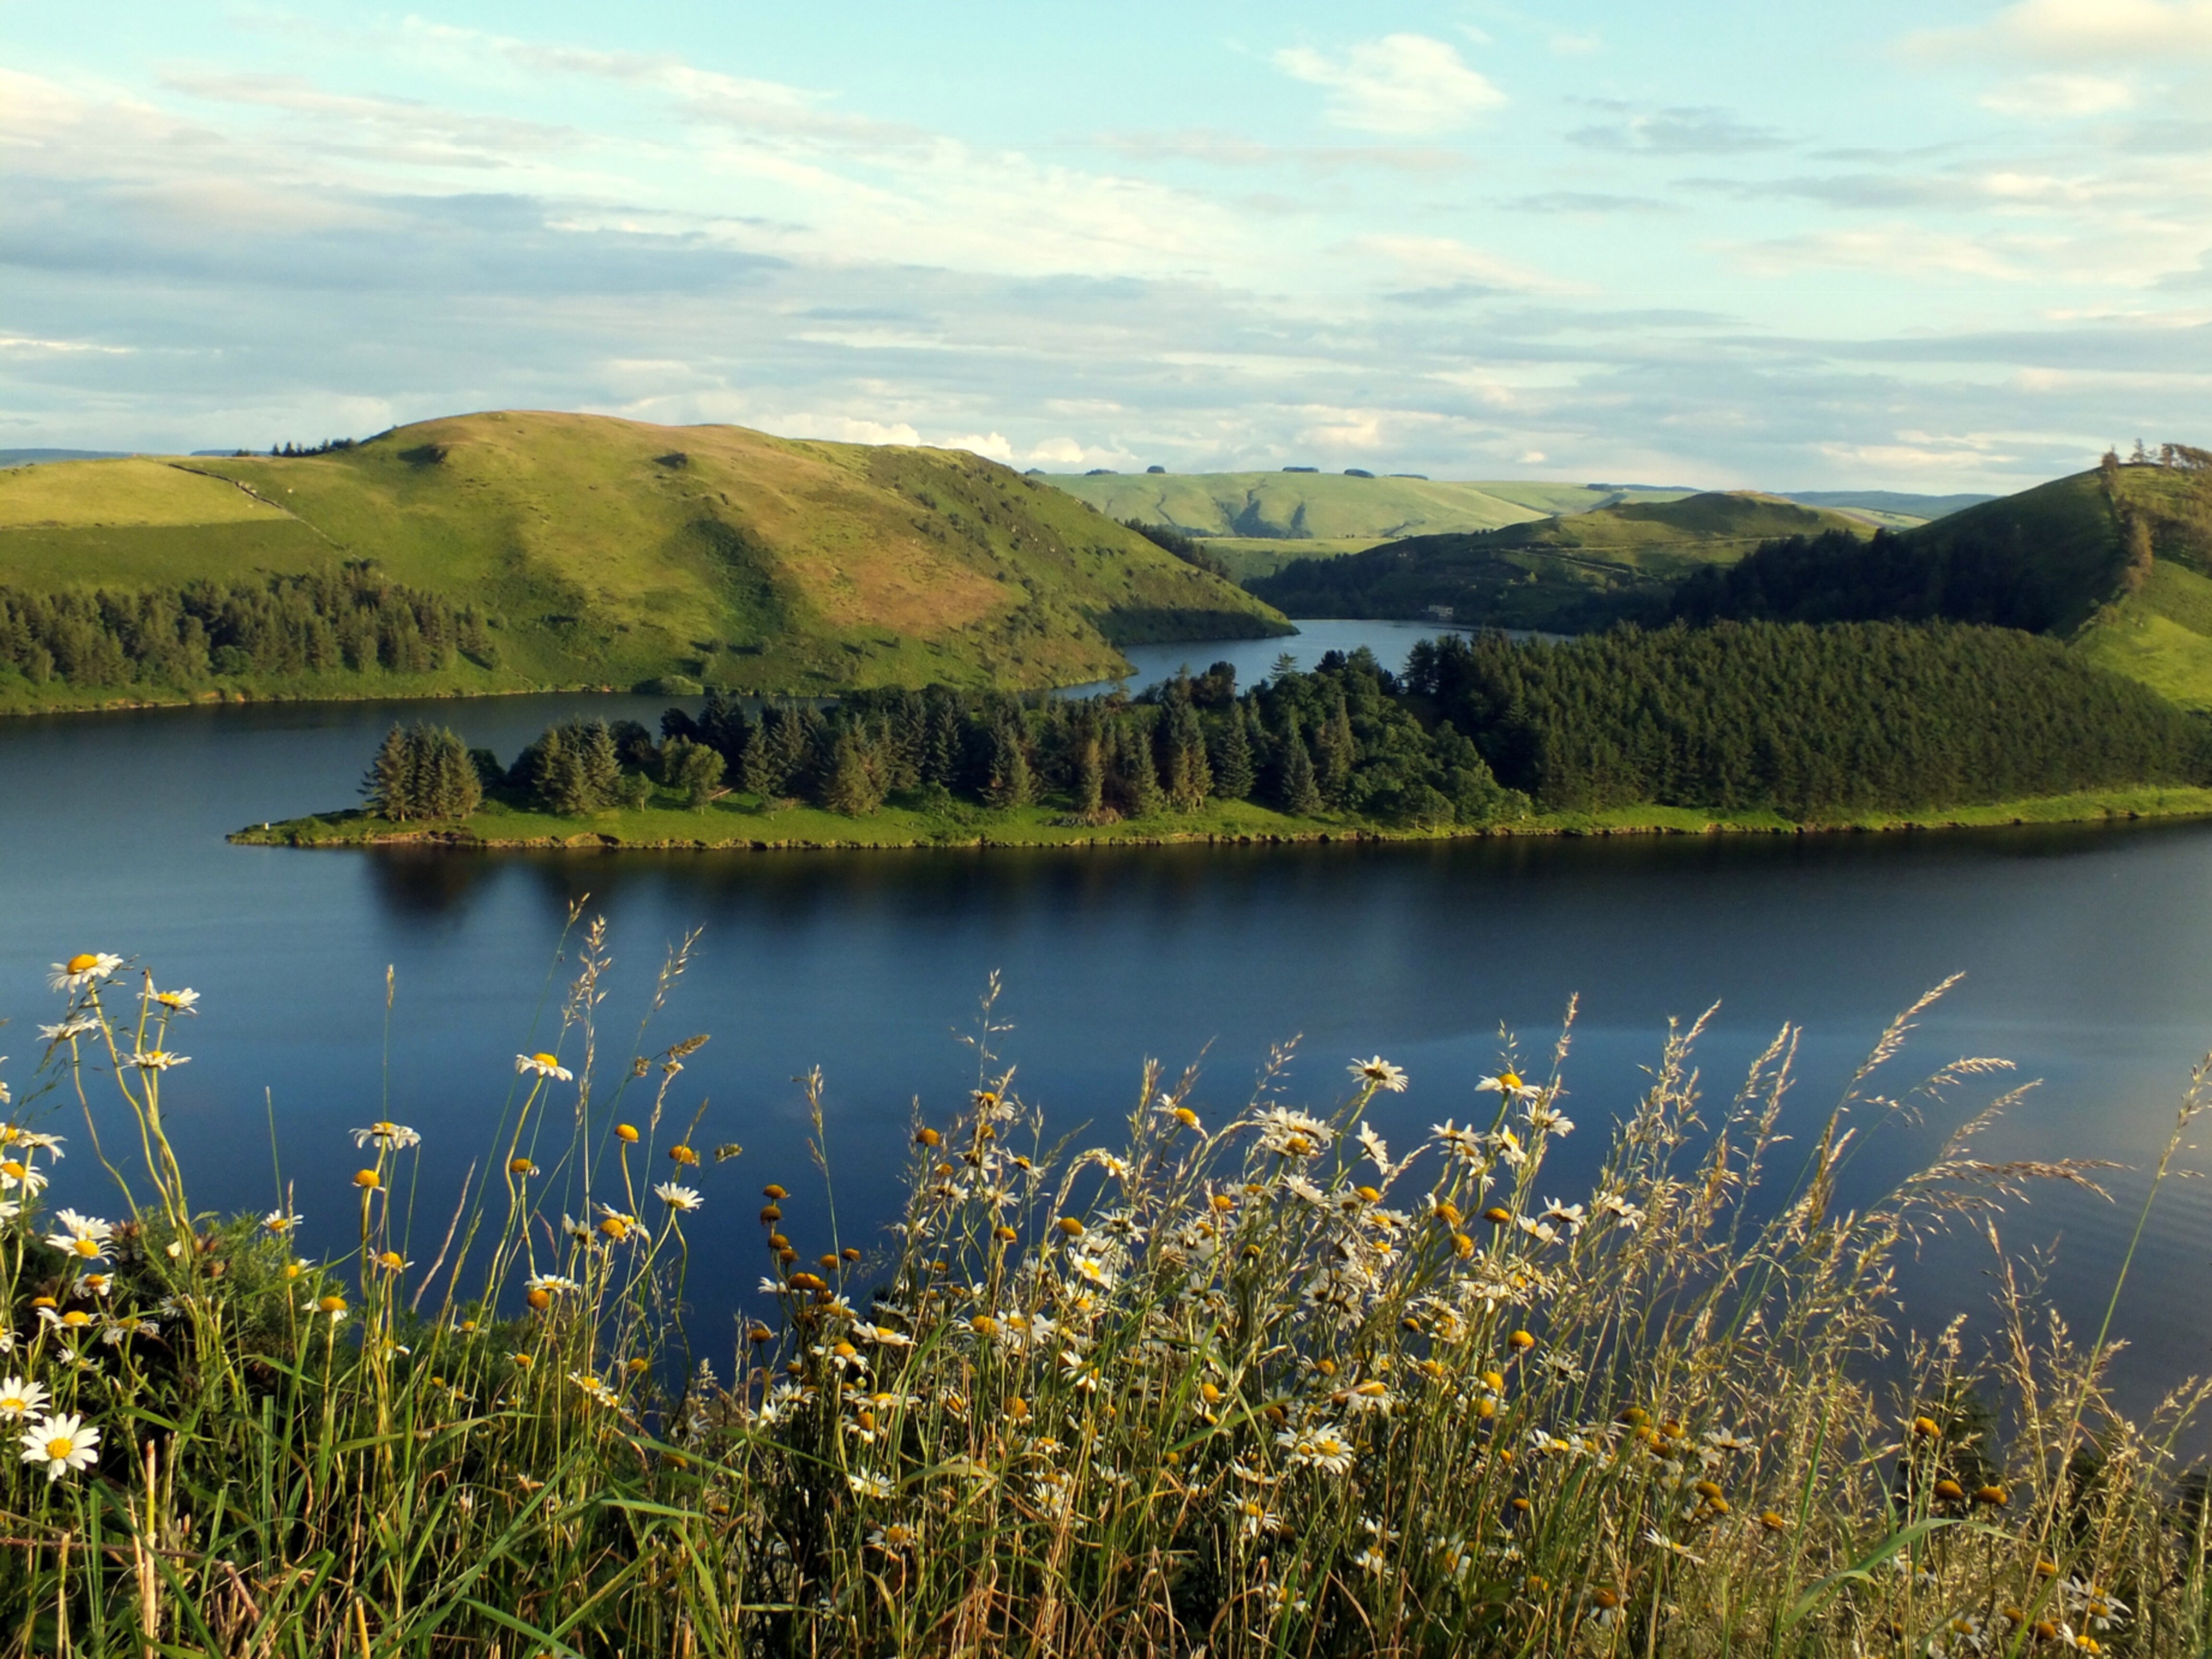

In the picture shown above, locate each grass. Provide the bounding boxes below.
[0,413,1288,709]
[2,936,2209,1653]
[230,783,2212,852]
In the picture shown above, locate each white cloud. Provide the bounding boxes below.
[1273,34,1505,135]
[1518,448,1547,464]
[939,430,1014,462]
[1979,73,2135,115]
[1356,234,1587,294]
[778,414,923,446]
[1732,225,2034,282]
[1911,0,2212,61]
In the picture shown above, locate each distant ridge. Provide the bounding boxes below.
[1782,489,1994,521]
[0,448,131,467]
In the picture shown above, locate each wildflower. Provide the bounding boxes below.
[79,1273,113,1298]
[1250,1106,1333,1158]
[1514,1216,1559,1247]
[1641,1528,1707,1564]
[0,1376,49,1421]
[1586,1587,1623,1628]
[376,1250,410,1274]
[509,1157,537,1176]
[847,1469,894,1500]
[1537,1198,1585,1231]
[263,1209,302,1234]
[350,1122,422,1149]
[150,987,199,1012]
[654,1182,704,1212]
[615,1123,640,1144]
[19,1411,99,1481]
[669,1143,700,1166]
[49,953,122,992]
[125,1051,188,1072]
[1349,1056,1409,1093]
[515,1053,573,1081]
[103,1313,157,1344]
[1488,1127,1527,1167]
[1702,1427,1755,1453]
[353,1169,381,1191]
[1433,1120,1487,1166]
[1759,1509,1788,1531]
[1155,1098,1202,1131]
[1477,1070,1539,1099]
[1352,1545,1388,1574]
[868,1521,920,1550]
[1594,1192,1646,1229]
[569,1371,619,1408]
[1276,1426,1356,1475]
[315,1294,348,1322]
[2061,1580,2127,1632]
[39,1017,98,1043]
[526,1273,581,1297]
[45,1210,113,1262]
[0,1159,48,1197]
[1525,1099,1573,1135]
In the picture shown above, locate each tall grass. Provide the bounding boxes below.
[0,931,2206,1656]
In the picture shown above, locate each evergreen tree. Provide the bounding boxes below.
[364,725,416,820]
[664,737,726,810]
[984,721,1035,809]
[1073,731,1104,817]
[1158,688,1211,811]
[1106,721,1163,817]
[824,731,886,815]
[1273,709,1322,816]
[417,725,482,819]
[1207,705,1256,800]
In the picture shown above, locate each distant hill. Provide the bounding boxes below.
[1247,492,1874,632]
[1674,457,2212,709]
[1042,470,1696,545]
[1780,489,1994,523]
[0,449,132,468]
[0,412,1286,712]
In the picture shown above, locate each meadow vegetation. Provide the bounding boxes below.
[0,413,1287,713]
[2,943,2207,1653]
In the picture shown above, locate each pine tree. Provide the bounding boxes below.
[1274,709,1321,816]
[1074,732,1105,816]
[984,722,1034,809]
[1208,706,1255,800]
[364,725,416,820]
[1159,693,1211,810]
[417,725,482,819]
[1313,691,1355,804]
[824,731,886,815]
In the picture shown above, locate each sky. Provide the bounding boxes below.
[6,0,2212,491]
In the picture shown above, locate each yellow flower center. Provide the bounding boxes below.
[354,1170,380,1189]
[71,1239,98,1258]
[1499,1071,1522,1090]
[61,1310,89,1327]
[46,1437,73,1459]
[616,1124,639,1144]
[600,1218,628,1239]
[532,1053,558,1068]
[319,1295,345,1313]
[1,1161,23,1179]
[65,954,99,974]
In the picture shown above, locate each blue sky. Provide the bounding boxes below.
[5,0,2210,489]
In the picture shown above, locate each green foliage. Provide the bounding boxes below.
[0,564,491,693]
[361,721,482,821]
[660,736,725,810]
[1251,492,1875,633]
[5,949,2204,1652]
[1406,621,2210,816]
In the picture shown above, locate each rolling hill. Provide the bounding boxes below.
[0,412,1287,712]
[1247,492,1877,631]
[1041,470,1698,546]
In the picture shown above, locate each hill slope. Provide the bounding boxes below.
[0,412,1286,711]
[1247,492,1874,631]
[1042,470,1696,543]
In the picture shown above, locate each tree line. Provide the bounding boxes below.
[376,654,1530,828]
[0,565,499,690]
[1403,621,2210,816]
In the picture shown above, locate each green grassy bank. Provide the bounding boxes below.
[232,783,2212,852]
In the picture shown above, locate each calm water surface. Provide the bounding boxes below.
[3,625,2211,1417]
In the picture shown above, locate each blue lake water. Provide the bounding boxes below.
[3,622,2211,1421]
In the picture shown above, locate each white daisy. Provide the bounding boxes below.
[45,1210,113,1263]
[1348,1056,1409,1093]
[49,954,122,993]
[0,1375,49,1420]
[653,1181,703,1212]
[349,1122,422,1150]
[125,1051,188,1072]
[19,1411,99,1481]
[514,1052,573,1081]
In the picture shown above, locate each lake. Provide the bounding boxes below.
[4,623,2211,1421]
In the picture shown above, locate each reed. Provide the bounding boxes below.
[0,931,2202,1656]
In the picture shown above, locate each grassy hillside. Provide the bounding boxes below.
[1247,491,1873,631]
[1781,489,1991,524]
[0,413,1287,712]
[1042,470,1694,541]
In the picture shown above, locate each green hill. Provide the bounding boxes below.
[1246,492,1874,631]
[0,412,1287,712]
[1041,470,1695,543]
